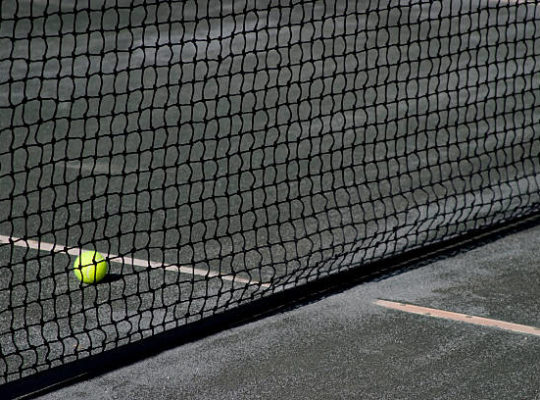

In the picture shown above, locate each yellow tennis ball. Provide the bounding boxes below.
[74,251,108,284]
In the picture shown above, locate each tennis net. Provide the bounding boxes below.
[1,0,539,389]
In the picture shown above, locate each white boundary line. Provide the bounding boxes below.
[0,234,270,288]
[375,299,540,337]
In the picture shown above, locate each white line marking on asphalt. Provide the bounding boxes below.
[0,234,269,288]
[375,299,540,337]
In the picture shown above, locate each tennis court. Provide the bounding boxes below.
[1,0,539,397]
[33,217,540,400]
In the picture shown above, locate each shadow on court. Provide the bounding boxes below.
[33,211,540,400]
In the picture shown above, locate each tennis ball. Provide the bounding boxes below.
[74,251,108,284]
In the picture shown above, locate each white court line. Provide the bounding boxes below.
[0,234,270,288]
[375,299,540,337]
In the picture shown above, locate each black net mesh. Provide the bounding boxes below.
[1,0,539,386]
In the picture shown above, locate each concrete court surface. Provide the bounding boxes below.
[34,220,540,399]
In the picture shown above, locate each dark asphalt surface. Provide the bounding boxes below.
[1,0,540,396]
[35,221,540,400]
